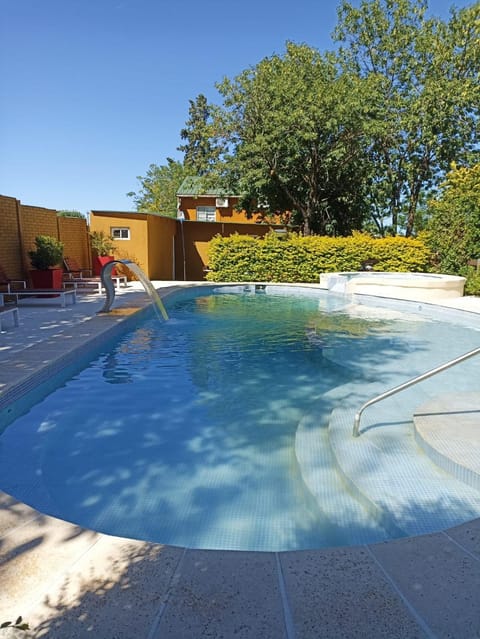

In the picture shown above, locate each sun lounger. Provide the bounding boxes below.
[63,257,93,279]
[63,256,127,293]
[63,276,127,294]
[0,305,19,332]
[6,289,77,307]
[0,264,27,293]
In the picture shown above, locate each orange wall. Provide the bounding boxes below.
[178,196,271,224]
[175,220,274,281]
[148,215,176,280]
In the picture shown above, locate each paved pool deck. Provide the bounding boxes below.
[0,282,480,638]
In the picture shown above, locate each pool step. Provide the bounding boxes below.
[414,392,480,492]
[329,397,480,539]
[295,413,390,546]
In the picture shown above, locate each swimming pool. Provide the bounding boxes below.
[0,285,479,551]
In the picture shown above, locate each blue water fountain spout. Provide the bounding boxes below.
[98,259,169,320]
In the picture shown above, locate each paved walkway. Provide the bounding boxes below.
[1,284,480,638]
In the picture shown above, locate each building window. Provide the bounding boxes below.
[111,227,130,240]
[196,206,216,222]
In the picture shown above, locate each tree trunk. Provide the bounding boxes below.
[405,182,422,237]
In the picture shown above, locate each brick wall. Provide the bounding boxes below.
[19,204,59,280]
[0,194,90,283]
[0,195,23,279]
[58,216,91,271]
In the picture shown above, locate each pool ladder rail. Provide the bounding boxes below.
[353,345,480,437]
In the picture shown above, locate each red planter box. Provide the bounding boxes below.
[30,268,64,290]
[94,255,116,276]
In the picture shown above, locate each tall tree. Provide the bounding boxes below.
[334,0,480,236]
[215,43,372,236]
[127,158,187,217]
[177,94,224,176]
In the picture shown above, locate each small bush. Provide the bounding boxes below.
[464,268,480,296]
[28,235,64,270]
[90,231,116,256]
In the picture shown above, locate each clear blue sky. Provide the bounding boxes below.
[0,0,474,214]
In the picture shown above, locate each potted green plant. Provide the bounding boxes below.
[28,235,64,289]
[90,231,117,276]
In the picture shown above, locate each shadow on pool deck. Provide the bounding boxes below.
[1,283,480,638]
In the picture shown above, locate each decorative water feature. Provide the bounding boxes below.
[98,259,169,320]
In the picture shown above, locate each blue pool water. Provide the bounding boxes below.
[0,286,479,551]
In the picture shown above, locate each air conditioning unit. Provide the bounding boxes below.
[215,197,229,208]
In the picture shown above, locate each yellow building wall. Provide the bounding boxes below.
[90,211,178,280]
[90,211,149,277]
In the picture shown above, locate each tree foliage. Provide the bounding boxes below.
[57,209,84,218]
[178,94,225,176]
[425,163,480,273]
[214,43,372,236]
[127,158,188,217]
[334,0,480,236]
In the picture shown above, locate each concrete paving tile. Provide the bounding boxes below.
[280,546,428,639]
[26,537,183,639]
[0,513,99,619]
[0,491,42,538]
[371,533,480,638]
[156,549,286,639]
[445,518,480,558]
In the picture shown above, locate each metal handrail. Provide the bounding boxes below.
[352,346,480,437]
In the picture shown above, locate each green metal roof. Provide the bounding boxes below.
[177,177,237,198]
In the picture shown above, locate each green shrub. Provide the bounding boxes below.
[206,232,432,282]
[90,231,116,256]
[464,267,480,296]
[28,235,64,270]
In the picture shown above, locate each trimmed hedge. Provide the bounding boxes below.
[206,232,433,282]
